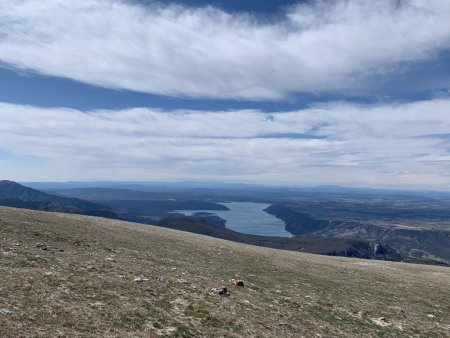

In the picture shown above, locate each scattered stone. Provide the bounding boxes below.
[211,287,230,296]
[427,314,435,318]
[36,243,48,251]
[1,308,12,316]
[105,257,116,262]
[134,276,149,283]
[90,301,105,308]
[44,293,55,301]
[371,317,392,327]
[229,279,245,287]
[395,323,404,331]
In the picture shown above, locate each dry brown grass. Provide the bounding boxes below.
[0,206,449,337]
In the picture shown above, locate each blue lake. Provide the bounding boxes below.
[174,202,292,237]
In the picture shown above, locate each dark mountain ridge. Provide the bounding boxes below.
[0,180,118,219]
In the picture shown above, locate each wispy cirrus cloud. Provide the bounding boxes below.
[1,98,450,187]
[0,0,449,100]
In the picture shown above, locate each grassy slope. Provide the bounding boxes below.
[0,207,449,337]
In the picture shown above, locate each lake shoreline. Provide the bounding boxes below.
[173,201,293,237]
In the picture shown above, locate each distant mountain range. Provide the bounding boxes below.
[22,180,450,197]
[0,180,118,219]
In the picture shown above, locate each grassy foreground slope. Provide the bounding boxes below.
[0,207,449,337]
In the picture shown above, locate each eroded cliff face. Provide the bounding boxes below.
[264,204,331,235]
[265,203,450,265]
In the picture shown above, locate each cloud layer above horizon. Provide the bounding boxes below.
[1,0,450,99]
[2,0,450,188]
[2,98,450,187]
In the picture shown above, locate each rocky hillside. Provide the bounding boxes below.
[266,204,450,265]
[0,180,117,218]
[0,207,449,337]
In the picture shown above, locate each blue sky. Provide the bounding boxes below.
[1,0,450,188]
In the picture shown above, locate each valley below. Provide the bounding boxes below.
[2,180,450,265]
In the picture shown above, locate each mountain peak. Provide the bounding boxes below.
[0,180,113,215]
[0,180,50,202]
[0,180,22,186]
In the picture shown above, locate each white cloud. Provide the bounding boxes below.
[2,98,450,187]
[0,0,449,99]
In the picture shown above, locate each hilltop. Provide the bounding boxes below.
[0,180,117,219]
[1,207,449,337]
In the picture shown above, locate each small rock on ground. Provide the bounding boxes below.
[1,309,13,316]
[371,317,392,327]
[211,287,230,296]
